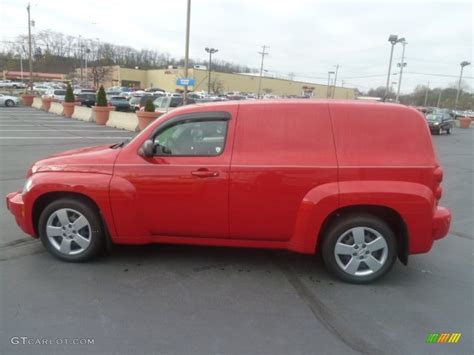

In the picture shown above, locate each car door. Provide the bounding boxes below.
[110,108,237,239]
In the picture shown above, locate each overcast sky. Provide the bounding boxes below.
[1,0,472,93]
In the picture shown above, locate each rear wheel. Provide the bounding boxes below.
[446,127,451,134]
[38,198,104,262]
[321,214,397,283]
[5,99,15,107]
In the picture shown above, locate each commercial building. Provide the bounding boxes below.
[80,65,356,99]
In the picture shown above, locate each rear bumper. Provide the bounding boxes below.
[432,206,451,240]
[6,191,35,236]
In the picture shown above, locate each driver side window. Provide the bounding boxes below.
[154,120,228,156]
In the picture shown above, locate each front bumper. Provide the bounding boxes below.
[432,206,451,240]
[6,191,35,236]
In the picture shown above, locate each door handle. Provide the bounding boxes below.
[191,169,219,178]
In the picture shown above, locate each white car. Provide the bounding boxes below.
[0,80,27,89]
[42,89,66,101]
[0,94,20,107]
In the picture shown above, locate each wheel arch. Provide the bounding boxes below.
[32,191,113,249]
[317,204,409,265]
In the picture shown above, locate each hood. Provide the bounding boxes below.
[31,144,121,176]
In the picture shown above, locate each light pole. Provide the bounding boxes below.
[424,82,430,107]
[385,35,404,99]
[454,61,471,109]
[395,39,407,103]
[26,3,33,92]
[183,0,191,104]
[327,71,334,98]
[205,47,218,95]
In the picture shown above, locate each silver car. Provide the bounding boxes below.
[0,94,20,107]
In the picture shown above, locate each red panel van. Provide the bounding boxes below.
[6,100,451,283]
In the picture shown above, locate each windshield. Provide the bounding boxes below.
[426,114,442,121]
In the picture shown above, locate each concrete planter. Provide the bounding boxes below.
[62,102,76,118]
[20,94,35,107]
[41,98,53,111]
[459,117,471,129]
[137,111,161,130]
[93,106,115,125]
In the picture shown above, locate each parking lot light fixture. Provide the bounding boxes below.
[205,47,218,95]
[385,35,404,100]
[455,61,471,109]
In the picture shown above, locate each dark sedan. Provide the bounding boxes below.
[76,93,96,107]
[108,96,131,112]
[426,111,454,135]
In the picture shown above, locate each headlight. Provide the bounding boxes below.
[434,122,439,125]
[22,177,33,194]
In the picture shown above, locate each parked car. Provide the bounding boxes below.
[73,88,96,95]
[144,87,165,93]
[33,85,51,95]
[130,94,163,111]
[0,93,20,107]
[152,96,195,114]
[76,93,96,107]
[426,111,454,134]
[0,80,27,89]
[6,101,451,284]
[108,96,131,111]
[42,89,66,101]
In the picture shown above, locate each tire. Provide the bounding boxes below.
[5,99,15,107]
[446,128,451,134]
[38,198,105,262]
[321,214,397,284]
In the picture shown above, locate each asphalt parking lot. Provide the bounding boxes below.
[0,106,472,355]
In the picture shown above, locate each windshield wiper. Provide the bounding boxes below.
[111,139,130,149]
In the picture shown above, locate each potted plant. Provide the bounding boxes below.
[62,83,76,118]
[136,98,160,130]
[459,116,471,129]
[93,85,114,125]
[20,86,35,107]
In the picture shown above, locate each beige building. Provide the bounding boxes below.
[83,65,355,99]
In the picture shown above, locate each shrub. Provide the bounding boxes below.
[144,98,155,112]
[96,85,107,106]
[64,83,75,103]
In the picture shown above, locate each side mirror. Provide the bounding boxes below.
[139,139,155,157]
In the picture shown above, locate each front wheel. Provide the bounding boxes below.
[5,99,15,107]
[38,198,105,262]
[321,214,397,284]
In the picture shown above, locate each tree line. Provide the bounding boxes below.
[0,29,258,75]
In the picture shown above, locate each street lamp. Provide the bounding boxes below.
[205,47,218,95]
[454,61,471,109]
[385,35,405,99]
[327,71,335,98]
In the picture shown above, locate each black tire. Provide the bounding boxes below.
[321,214,397,284]
[38,198,105,262]
[446,128,451,134]
[5,99,15,107]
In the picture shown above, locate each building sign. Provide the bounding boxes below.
[176,78,195,86]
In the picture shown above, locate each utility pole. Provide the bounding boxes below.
[437,90,442,108]
[341,80,345,88]
[424,82,430,107]
[79,35,83,86]
[395,39,407,103]
[332,64,340,99]
[26,3,33,92]
[326,71,334,98]
[205,47,218,95]
[20,52,23,81]
[183,0,191,104]
[257,45,269,99]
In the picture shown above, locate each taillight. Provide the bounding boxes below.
[434,167,443,183]
[433,167,444,203]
